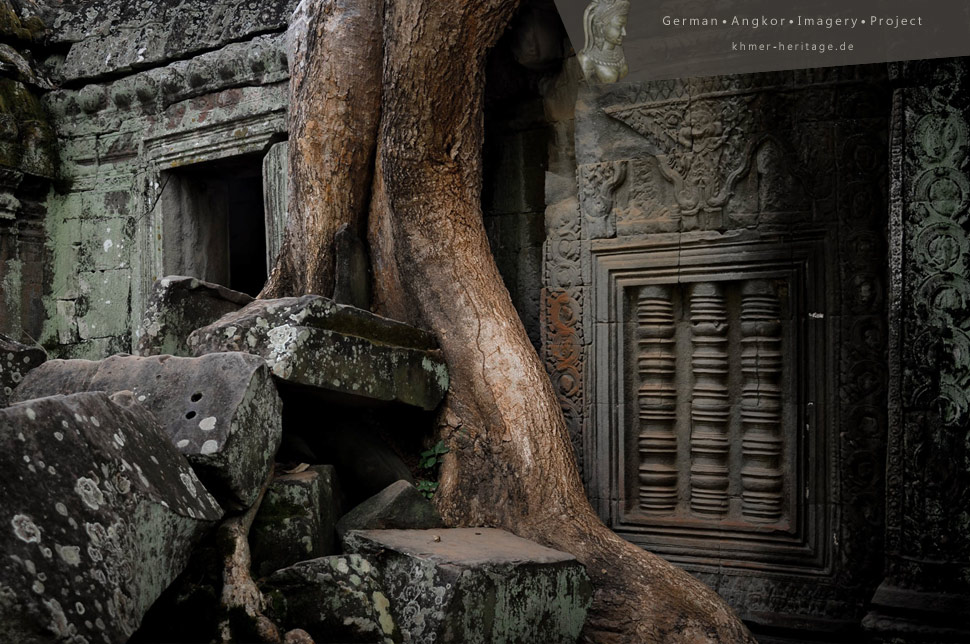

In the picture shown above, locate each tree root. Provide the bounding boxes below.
[217,465,281,644]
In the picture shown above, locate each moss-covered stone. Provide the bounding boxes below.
[188,296,449,411]
[0,391,222,643]
[250,465,340,578]
[135,275,253,357]
[11,352,283,511]
[0,79,57,179]
[0,331,45,407]
[343,529,592,644]
[262,554,401,644]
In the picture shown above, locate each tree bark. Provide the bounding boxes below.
[271,0,756,641]
[261,0,383,298]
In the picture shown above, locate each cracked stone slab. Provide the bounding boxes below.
[135,275,253,358]
[263,554,401,644]
[0,391,222,644]
[0,333,45,408]
[187,295,449,411]
[343,528,592,644]
[250,465,340,578]
[11,353,282,510]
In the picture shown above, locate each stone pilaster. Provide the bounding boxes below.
[864,58,970,641]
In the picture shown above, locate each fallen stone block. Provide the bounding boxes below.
[336,480,443,541]
[343,528,592,644]
[263,554,400,644]
[0,333,46,407]
[0,391,223,644]
[250,465,340,578]
[12,352,283,510]
[135,275,253,357]
[187,295,448,411]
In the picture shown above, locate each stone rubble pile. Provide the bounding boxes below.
[0,276,591,643]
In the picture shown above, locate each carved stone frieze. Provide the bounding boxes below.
[605,95,753,220]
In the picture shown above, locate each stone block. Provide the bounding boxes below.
[79,216,131,270]
[12,352,282,510]
[0,391,222,643]
[343,528,592,644]
[336,480,443,542]
[0,332,45,407]
[263,555,400,644]
[188,295,448,411]
[135,275,253,357]
[76,268,131,340]
[250,465,340,578]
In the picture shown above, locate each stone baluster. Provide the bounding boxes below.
[739,280,784,522]
[636,285,678,514]
[688,283,730,517]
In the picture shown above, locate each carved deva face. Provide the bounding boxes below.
[602,11,627,46]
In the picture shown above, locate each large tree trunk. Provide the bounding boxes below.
[261,0,383,298]
[274,0,756,641]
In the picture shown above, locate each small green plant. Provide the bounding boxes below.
[415,479,439,498]
[416,440,449,499]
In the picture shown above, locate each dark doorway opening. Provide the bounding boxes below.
[160,153,268,296]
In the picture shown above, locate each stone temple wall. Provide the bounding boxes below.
[28,0,296,358]
[541,61,896,636]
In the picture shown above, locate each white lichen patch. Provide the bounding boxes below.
[200,440,218,455]
[75,478,105,510]
[11,514,41,543]
[372,591,395,635]
[179,472,197,498]
[54,431,64,441]
[56,544,82,566]
[112,432,125,448]
[176,439,190,449]
[198,416,217,431]
[25,407,36,421]
[55,502,68,516]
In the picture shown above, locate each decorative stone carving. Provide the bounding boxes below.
[541,288,584,470]
[572,69,893,634]
[635,285,678,514]
[739,280,784,524]
[605,95,753,221]
[577,0,630,84]
[578,160,626,239]
[864,59,970,641]
[687,283,730,518]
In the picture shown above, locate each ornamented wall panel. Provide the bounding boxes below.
[561,66,891,631]
[590,236,827,569]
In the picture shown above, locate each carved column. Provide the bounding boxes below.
[739,280,784,523]
[865,59,970,640]
[688,283,730,517]
[636,285,678,514]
